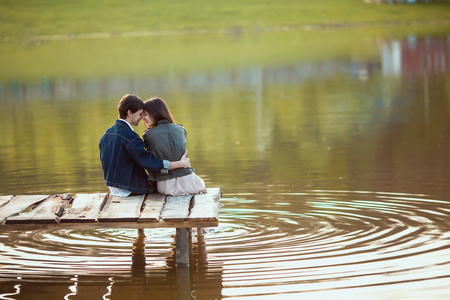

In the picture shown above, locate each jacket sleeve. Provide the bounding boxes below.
[126,136,167,174]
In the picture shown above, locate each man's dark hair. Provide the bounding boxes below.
[117,94,144,119]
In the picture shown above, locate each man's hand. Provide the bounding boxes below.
[180,150,190,168]
[168,150,190,170]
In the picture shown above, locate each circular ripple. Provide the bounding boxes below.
[0,228,178,276]
[0,190,450,299]
[206,190,450,298]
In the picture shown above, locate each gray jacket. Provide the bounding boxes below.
[143,119,194,181]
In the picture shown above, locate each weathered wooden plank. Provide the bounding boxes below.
[0,195,50,223]
[0,188,222,229]
[0,195,13,208]
[0,218,219,231]
[188,188,222,221]
[97,194,145,222]
[161,195,193,221]
[6,194,71,224]
[61,193,108,223]
[138,193,166,222]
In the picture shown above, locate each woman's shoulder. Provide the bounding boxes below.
[144,121,186,135]
[143,128,152,137]
[174,123,187,135]
[142,127,158,142]
[163,122,186,132]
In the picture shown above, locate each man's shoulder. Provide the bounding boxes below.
[103,120,138,140]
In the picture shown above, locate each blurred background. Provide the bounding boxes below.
[0,1,450,299]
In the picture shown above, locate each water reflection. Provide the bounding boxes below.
[219,191,450,299]
[131,229,147,276]
[0,231,223,299]
[1,36,448,103]
[1,190,449,299]
[1,31,450,299]
[382,36,449,77]
[1,35,449,195]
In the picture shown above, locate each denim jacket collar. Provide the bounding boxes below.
[117,119,134,131]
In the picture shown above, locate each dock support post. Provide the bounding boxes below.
[176,228,191,267]
[177,266,191,299]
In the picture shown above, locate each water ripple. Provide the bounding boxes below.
[0,190,449,298]
[211,190,450,298]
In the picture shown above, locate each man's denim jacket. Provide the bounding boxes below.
[99,120,170,194]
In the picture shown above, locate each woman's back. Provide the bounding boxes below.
[143,119,186,161]
[142,98,206,196]
[143,119,194,182]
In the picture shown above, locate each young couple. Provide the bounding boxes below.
[99,94,206,197]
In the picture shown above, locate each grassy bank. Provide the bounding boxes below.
[0,0,449,38]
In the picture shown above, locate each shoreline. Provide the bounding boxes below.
[2,19,449,43]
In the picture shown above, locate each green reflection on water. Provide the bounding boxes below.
[1,26,449,81]
[0,27,449,197]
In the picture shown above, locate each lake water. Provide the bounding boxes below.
[1,27,450,299]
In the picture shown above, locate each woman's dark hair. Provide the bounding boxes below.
[117,94,144,119]
[143,97,175,127]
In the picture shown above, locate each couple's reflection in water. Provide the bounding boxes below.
[5,229,223,299]
[123,228,223,300]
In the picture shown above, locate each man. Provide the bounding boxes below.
[99,94,190,196]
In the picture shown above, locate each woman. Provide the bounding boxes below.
[142,97,206,196]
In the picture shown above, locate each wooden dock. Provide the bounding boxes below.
[0,188,222,267]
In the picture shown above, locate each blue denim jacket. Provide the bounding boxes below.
[99,120,169,194]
